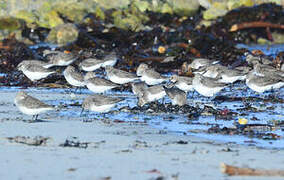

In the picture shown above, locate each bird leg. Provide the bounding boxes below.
[32,114,39,122]
[74,87,82,94]
[80,108,85,117]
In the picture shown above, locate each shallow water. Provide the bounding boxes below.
[2,81,283,149]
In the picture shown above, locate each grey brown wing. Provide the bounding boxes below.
[255,77,282,86]
[90,78,119,87]
[201,77,226,88]
[81,58,104,66]
[179,76,193,84]
[146,69,165,79]
[114,69,138,79]
[95,96,124,106]
[27,64,54,73]
[25,96,53,109]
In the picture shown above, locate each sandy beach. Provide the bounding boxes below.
[0,89,283,180]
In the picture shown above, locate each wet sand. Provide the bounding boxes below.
[0,89,283,180]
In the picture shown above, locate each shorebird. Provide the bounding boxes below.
[43,49,62,57]
[192,74,227,97]
[130,82,148,97]
[137,85,166,106]
[170,75,194,92]
[136,63,168,85]
[246,72,284,93]
[101,52,118,67]
[164,87,187,106]
[45,50,77,67]
[245,52,261,66]
[18,60,53,69]
[201,64,225,78]
[245,52,273,66]
[235,66,251,74]
[63,65,85,88]
[81,94,124,115]
[252,62,284,78]
[14,91,54,121]
[189,58,219,70]
[79,58,105,72]
[218,68,247,83]
[105,66,139,84]
[84,72,119,93]
[17,62,56,81]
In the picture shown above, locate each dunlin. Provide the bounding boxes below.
[164,87,187,106]
[63,65,85,87]
[192,74,227,97]
[202,64,224,78]
[45,50,77,67]
[18,60,52,69]
[17,62,56,81]
[105,66,139,84]
[43,49,62,57]
[101,52,118,67]
[138,85,166,106]
[79,58,105,72]
[136,63,168,85]
[170,75,194,92]
[14,91,54,121]
[82,94,124,113]
[253,62,284,78]
[218,68,247,83]
[189,58,219,70]
[246,72,284,93]
[235,66,251,74]
[130,82,148,97]
[245,52,273,66]
[84,72,119,93]
[245,52,261,66]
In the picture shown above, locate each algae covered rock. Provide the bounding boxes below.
[0,16,23,31]
[93,0,131,9]
[46,23,79,46]
[167,0,200,16]
[112,4,149,32]
[203,2,228,20]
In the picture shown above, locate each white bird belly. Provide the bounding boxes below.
[89,104,115,113]
[24,71,54,81]
[87,83,114,93]
[18,106,53,115]
[141,76,165,85]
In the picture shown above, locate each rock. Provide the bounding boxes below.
[93,0,131,9]
[257,38,272,45]
[203,2,228,20]
[167,0,200,16]
[112,4,149,32]
[0,17,23,31]
[13,10,38,28]
[272,32,284,44]
[46,23,79,46]
[198,0,212,9]
[0,16,25,41]
[52,2,88,23]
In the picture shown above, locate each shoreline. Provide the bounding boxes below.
[0,90,283,179]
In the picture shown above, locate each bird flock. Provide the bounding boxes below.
[15,50,284,121]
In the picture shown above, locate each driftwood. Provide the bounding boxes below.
[221,163,284,177]
[230,21,284,32]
